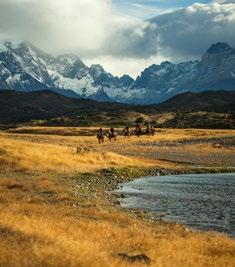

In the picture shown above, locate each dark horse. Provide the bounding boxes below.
[134,124,142,137]
[146,126,156,136]
[105,128,118,141]
[123,126,131,138]
[133,125,156,137]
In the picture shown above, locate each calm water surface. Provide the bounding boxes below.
[116,173,235,237]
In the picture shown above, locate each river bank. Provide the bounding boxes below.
[72,166,235,202]
[114,172,235,236]
[1,167,235,267]
[72,166,235,228]
[0,128,235,266]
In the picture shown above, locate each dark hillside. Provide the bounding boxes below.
[0,90,234,128]
[155,91,235,113]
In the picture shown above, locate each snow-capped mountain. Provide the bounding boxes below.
[0,40,134,101]
[130,42,235,103]
[0,41,235,104]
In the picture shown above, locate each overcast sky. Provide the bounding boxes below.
[0,0,235,77]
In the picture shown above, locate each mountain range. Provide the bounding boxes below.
[0,41,235,104]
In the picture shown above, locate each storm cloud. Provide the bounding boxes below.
[148,2,235,60]
[0,0,235,76]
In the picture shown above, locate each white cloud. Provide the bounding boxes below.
[0,0,114,55]
[213,0,235,3]
[0,0,235,77]
[85,54,170,78]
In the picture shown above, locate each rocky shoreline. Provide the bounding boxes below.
[72,165,235,206]
[67,166,234,239]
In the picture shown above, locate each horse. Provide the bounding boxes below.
[123,127,131,138]
[105,131,118,142]
[133,127,156,137]
[146,127,156,136]
[123,131,131,138]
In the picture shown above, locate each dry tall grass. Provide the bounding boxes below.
[0,137,156,173]
[0,128,234,266]
[0,175,234,267]
[3,127,234,145]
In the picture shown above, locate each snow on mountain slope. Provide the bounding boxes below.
[129,43,235,103]
[48,68,100,96]
[0,42,8,52]
[0,40,134,101]
[0,40,235,104]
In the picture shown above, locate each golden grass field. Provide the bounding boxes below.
[0,127,235,267]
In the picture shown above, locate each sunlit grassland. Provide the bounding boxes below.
[0,172,234,267]
[6,126,235,138]
[0,137,158,173]
[0,127,234,266]
[2,127,234,171]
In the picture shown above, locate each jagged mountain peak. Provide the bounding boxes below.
[1,40,53,64]
[0,40,135,101]
[119,75,134,87]
[89,64,105,78]
[207,42,233,54]
[201,42,235,69]
[0,40,235,104]
[90,64,104,71]
[3,40,44,55]
[55,54,85,65]
[160,61,172,68]
[53,54,88,79]
[3,40,28,49]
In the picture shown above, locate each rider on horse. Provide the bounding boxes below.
[110,128,115,137]
[150,124,156,136]
[106,128,118,141]
[123,126,131,138]
[97,128,105,144]
[145,122,151,134]
[135,124,142,137]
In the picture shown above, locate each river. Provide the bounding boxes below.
[116,173,235,237]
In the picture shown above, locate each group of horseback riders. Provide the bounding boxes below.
[96,122,156,144]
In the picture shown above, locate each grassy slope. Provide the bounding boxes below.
[0,127,235,267]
